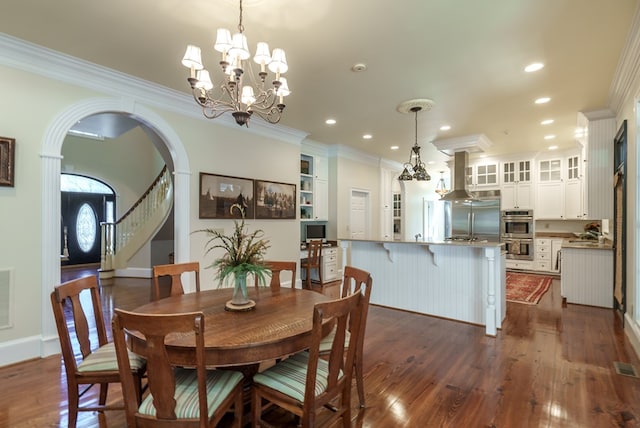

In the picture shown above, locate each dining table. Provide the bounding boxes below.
[127,286,331,369]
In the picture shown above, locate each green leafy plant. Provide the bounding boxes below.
[195,203,270,286]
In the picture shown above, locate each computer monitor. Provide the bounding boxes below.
[305,224,326,243]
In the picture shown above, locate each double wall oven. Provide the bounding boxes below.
[501,209,534,260]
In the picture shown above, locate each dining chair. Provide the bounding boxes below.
[112,309,244,428]
[151,261,200,301]
[319,265,373,408]
[256,260,297,291]
[252,291,363,427]
[50,275,146,428]
[300,240,323,290]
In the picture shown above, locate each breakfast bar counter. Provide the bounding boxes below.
[339,239,505,336]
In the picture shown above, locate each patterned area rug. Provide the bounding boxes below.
[506,272,553,305]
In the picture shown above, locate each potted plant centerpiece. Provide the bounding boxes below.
[196,203,270,311]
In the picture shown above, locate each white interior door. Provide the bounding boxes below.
[350,189,370,239]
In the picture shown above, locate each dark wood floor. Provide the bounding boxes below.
[1,266,639,427]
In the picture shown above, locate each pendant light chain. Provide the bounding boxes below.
[238,0,244,33]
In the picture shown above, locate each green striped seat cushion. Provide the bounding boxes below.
[138,368,243,419]
[253,351,342,402]
[318,326,350,353]
[77,342,145,373]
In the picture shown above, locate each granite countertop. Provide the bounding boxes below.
[561,239,613,250]
[339,238,504,248]
[535,232,613,250]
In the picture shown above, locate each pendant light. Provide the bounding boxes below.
[397,99,433,181]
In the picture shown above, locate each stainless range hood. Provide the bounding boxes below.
[442,151,476,200]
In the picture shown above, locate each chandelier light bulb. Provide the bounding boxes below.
[195,70,214,90]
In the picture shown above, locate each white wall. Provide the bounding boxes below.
[0,39,305,365]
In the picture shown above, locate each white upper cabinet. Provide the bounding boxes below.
[577,111,616,220]
[500,159,533,209]
[470,161,499,189]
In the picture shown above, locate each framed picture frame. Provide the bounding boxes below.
[254,179,297,219]
[199,173,254,219]
[0,137,15,187]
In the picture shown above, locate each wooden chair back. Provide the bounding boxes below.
[51,275,144,427]
[151,261,200,301]
[112,309,242,427]
[340,265,373,407]
[301,240,323,289]
[252,290,363,427]
[256,260,297,291]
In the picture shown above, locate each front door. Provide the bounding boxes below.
[61,192,113,265]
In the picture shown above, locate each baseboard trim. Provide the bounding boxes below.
[625,313,640,359]
[114,267,152,278]
[0,335,42,367]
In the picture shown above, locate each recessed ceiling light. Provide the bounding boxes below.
[525,62,544,72]
[440,125,451,131]
[535,97,551,104]
[544,135,556,140]
[541,119,554,125]
[427,161,436,165]
[548,145,558,150]
[325,118,336,125]
[390,145,399,150]
[362,134,372,140]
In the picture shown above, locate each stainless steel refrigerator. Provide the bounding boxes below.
[444,192,501,242]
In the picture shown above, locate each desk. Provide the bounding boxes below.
[128,287,329,367]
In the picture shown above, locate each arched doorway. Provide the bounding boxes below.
[40,97,191,357]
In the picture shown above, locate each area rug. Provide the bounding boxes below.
[506,272,553,305]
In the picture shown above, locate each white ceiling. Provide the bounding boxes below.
[1,0,637,171]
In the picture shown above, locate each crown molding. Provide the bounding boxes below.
[608,3,640,114]
[329,144,382,168]
[0,33,307,145]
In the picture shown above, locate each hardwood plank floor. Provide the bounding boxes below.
[1,266,639,427]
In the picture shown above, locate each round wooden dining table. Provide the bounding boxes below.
[128,287,330,368]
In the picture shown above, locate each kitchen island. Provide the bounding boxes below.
[339,239,505,336]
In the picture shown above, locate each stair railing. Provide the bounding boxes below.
[100,166,173,277]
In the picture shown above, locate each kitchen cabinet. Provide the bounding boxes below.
[501,159,533,209]
[534,238,563,272]
[505,259,533,270]
[322,247,340,282]
[466,160,499,190]
[534,238,551,271]
[561,246,613,308]
[536,151,582,219]
[577,111,616,220]
[300,153,328,221]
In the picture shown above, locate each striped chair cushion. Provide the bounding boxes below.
[138,368,243,419]
[318,326,350,353]
[253,351,342,402]
[77,342,145,373]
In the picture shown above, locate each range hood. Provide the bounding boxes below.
[442,151,476,201]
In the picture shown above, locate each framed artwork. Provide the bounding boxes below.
[0,137,15,187]
[254,179,296,219]
[199,173,254,219]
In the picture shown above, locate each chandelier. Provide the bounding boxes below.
[398,105,431,181]
[435,171,448,197]
[181,0,290,127]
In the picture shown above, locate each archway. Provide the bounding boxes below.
[40,97,191,356]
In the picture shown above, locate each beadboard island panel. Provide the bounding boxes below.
[339,240,505,336]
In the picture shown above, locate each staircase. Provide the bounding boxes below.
[99,166,173,279]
